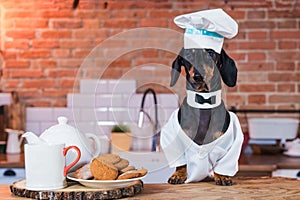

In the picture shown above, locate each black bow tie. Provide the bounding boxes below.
[195,94,216,105]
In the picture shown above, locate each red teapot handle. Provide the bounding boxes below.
[63,146,81,176]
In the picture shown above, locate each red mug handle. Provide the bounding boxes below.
[63,146,81,176]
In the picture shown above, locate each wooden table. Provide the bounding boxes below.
[1,177,299,199]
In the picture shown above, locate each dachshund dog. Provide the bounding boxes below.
[165,47,240,186]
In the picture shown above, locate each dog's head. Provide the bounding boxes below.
[170,48,237,92]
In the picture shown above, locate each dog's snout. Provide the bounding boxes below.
[195,82,209,92]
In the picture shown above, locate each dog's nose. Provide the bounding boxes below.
[194,74,203,82]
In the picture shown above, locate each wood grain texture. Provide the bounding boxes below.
[10,179,143,200]
[138,177,300,199]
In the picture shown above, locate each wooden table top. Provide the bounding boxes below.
[1,177,299,199]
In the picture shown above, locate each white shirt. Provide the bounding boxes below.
[160,109,244,183]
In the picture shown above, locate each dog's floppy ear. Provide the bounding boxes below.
[170,54,183,87]
[219,49,238,87]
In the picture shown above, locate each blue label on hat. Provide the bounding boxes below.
[185,28,223,38]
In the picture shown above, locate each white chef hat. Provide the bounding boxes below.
[174,8,238,53]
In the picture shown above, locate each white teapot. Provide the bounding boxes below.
[27,116,101,171]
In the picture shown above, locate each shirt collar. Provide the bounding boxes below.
[186,90,222,109]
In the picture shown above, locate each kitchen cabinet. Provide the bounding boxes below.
[238,153,300,177]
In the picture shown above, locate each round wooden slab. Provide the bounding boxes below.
[10,179,143,199]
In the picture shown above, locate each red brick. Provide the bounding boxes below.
[26,100,52,107]
[23,79,55,88]
[248,95,266,104]
[10,69,44,78]
[271,31,300,39]
[32,60,57,68]
[59,79,75,88]
[40,10,73,18]
[248,31,267,40]
[239,84,275,92]
[41,30,72,38]
[52,49,70,58]
[52,20,82,29]
[100,68,123,79]
[5,30,35,39]
[140,19,169,27]
[74,9,106,19]
[269,95,300,104]
[82,20,100,29]
[59,40,93,48]
[109,59,131,68]
[248,52,266,61]
[5,60,30,68]
[73,29,109,38]
[238,41,276,50]
[32,40,59,48]
[238,73,267,83]
[75,0,100,9]
[269,10,300,18]
[225,94,247,106]
[4,40,29,49]
[227,10,245,20]
[59,59,82,68]
[239,21,276,29]
[268,73,299,82]
[19,50,51,58]
[149,10,173,18]
[43,89,69,98]
[238,62,274,71]
[278,41,297,49]
[276,62,295,71]
[72,50,91,58]
[17,90,41,99]
[4,11,39,18]
[112,10,147,18]
[3,80,19,88]
[277,84,295,92]
[277,20,297,29]
[103,19,137,28]
[53,100,67,107]
[47,69,78,77]
[14,19,48,28]
[247,11,266,19]
[268,51,300,61]
[140,49,159,58]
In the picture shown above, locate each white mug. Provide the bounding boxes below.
[24,143,81,190]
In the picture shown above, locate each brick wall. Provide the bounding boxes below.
[0,0,299,113]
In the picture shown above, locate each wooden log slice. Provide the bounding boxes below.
[10,179,143,200]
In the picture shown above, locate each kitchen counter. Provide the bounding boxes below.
[1,177,299,199]
[238,153,300,177]
[0,153,24,168]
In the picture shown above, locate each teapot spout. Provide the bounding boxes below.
[22,132,45,144]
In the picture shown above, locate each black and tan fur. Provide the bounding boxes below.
[168,48,237,186]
